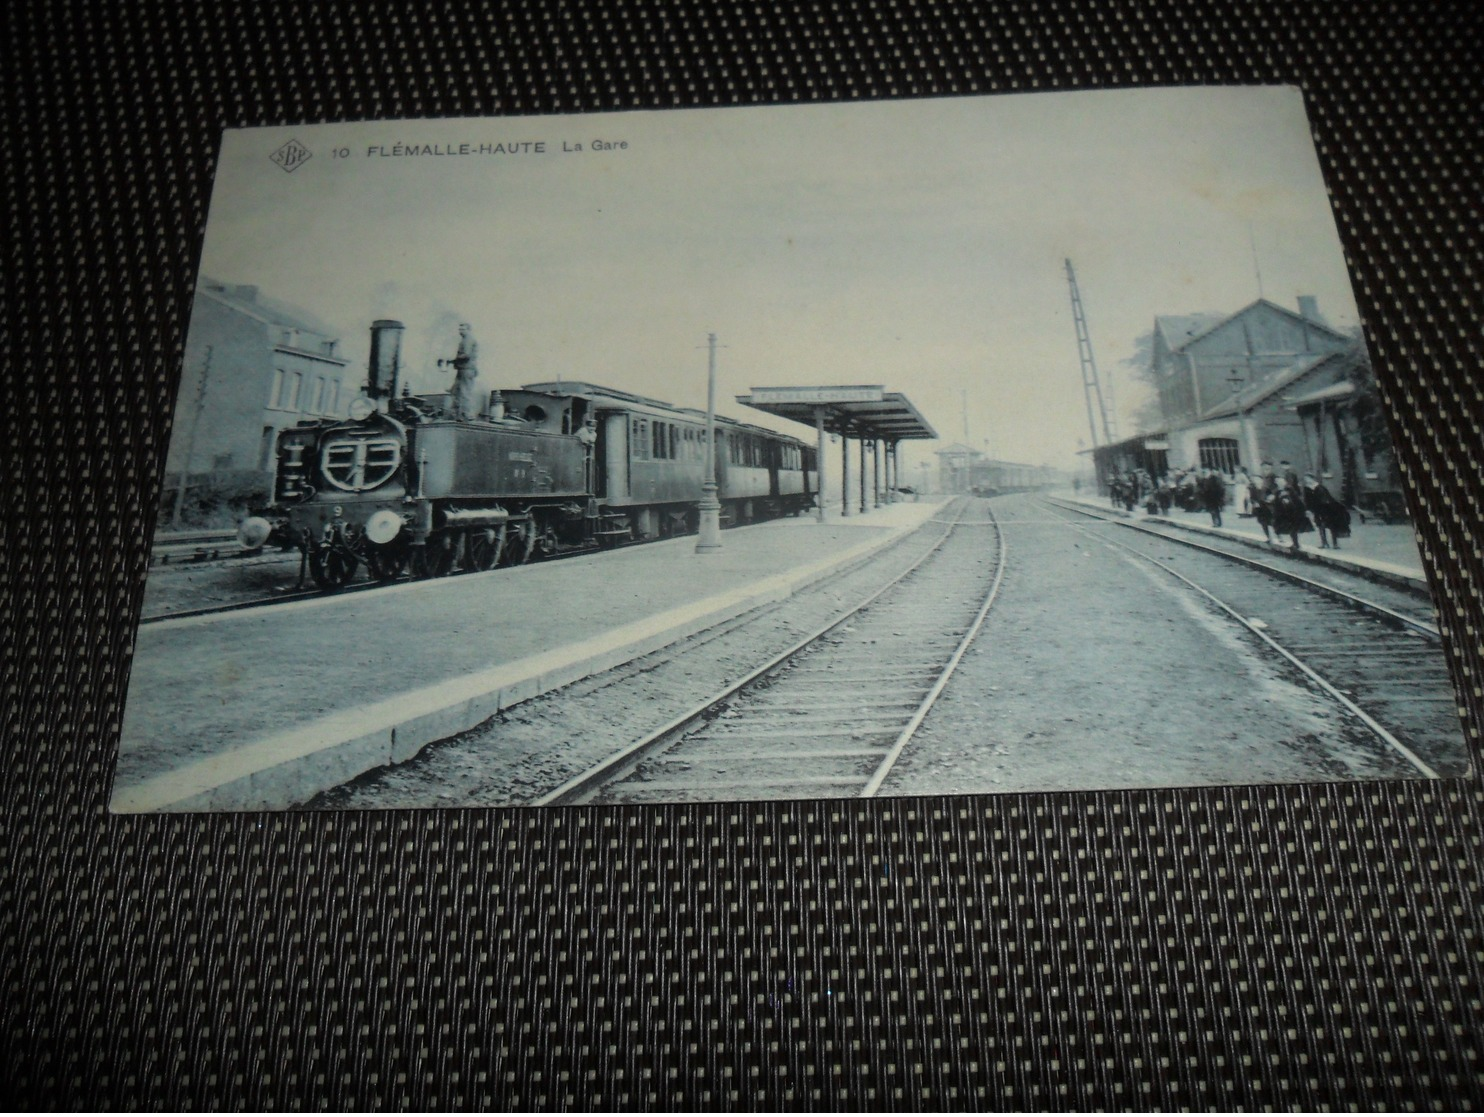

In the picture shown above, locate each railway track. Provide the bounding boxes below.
[536,497,1005,805]
[1043,500,1463,780]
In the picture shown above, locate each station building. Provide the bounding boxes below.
[1090,296,1403,517]
[934,443,982,494]
[163,279,352,521]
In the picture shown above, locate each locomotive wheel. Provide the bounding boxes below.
[308,547,359,591]
[410,534,457,579]
[464,526,506,572]
[365,547,407,583]
[500,519,537,566]
[536,524,561,558]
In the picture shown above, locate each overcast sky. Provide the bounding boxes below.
[197,86,1360,475]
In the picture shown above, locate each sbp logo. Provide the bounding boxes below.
[270,139,312,173]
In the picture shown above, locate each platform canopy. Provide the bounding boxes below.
[734,385,938,441]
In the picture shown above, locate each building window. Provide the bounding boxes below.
[289,371,303,410]
[271,368,286,408]
[1197,437,1241,473]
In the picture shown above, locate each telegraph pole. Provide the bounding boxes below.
[170,345,212,527]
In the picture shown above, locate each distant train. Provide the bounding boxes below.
[967,460,1059,498]
[239,320,818,589]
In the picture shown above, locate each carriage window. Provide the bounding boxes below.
[631,417,649,459]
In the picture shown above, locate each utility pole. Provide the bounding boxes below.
[1249,222,1265,300]
[1065,259,1115,448]
[170,345,212,527]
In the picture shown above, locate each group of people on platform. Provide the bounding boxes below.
[1106,460,1353,551]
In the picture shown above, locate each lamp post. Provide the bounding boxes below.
[696,332,722,553]
[1227,368,1254,471]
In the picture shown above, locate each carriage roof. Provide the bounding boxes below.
[519,381,810,447]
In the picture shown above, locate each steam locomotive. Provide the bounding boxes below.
[238,320,819,589]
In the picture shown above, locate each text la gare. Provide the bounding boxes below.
[563,139,628,152]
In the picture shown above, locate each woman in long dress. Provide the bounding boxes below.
[1271,475,1313,551]
[1303,473,1352,549]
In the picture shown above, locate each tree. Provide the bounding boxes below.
[1117,328,1163,434]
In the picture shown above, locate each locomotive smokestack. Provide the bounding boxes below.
[367,319,405,400]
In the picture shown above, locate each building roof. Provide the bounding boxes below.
[1156,298,1349,355]
[198,277,343,346]
[1079,431,1169,457]
[1198,342,1366,421]
[1155,312,1226,353]
[933,442,983,459]
[1284,381,1356,408]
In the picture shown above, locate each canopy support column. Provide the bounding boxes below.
[813,407,828,523]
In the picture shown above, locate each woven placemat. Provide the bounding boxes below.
[3,1,1480,1107]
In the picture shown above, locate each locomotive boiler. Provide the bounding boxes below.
[239,319,818,590]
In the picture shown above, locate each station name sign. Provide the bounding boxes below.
[746,386,886,405]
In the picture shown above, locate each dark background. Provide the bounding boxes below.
[4,0,1481,1108]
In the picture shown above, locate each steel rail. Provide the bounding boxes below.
[533,499,971,806]
[1049,505,1442,780]
[860,502,1007,796]
[1044,497,1439,641]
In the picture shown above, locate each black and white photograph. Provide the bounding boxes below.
[110,86,1470,812]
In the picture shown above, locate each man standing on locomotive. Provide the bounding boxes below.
[447,322,479,420]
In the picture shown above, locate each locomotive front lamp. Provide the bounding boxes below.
[349,396,376,422]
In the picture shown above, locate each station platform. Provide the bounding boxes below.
[1049,490,1431,592]
[111,498,950,813]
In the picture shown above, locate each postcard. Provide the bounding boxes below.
[111,87,1471,812]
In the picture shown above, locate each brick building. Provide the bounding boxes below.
[1151,295,1350,465]
[1095,295,1357,484]
[165,280,352,506]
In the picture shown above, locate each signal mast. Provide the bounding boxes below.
[1065,259,1116,447]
